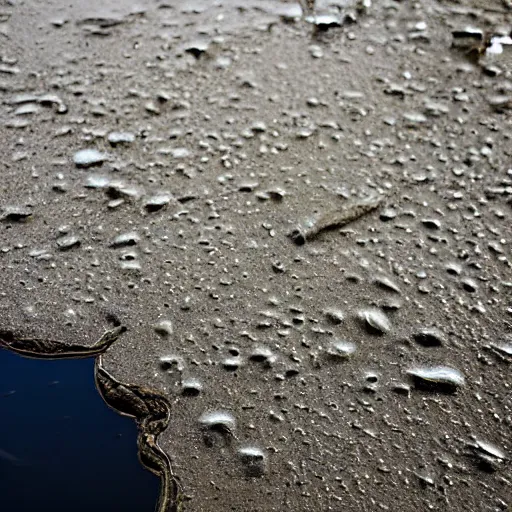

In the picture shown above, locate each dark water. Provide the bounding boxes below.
[0,349,160,512]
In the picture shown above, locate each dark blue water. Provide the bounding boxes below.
[0,349,160,512]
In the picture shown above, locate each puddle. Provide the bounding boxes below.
[0,349,160,512]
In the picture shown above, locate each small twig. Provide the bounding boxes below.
[288,195,384,245]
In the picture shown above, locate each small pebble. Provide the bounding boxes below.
[73,149,108,168]
[359,308,391,335]
[407,366,465,393]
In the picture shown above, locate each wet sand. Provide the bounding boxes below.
[1,0,511,510]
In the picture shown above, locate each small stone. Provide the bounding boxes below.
[73,149,108,168]
[424,101,449,117]
[407,366,465,393]
[222,357,242,371]
[182,378,203,396]
[111,232,140,248]
[327,339,356,359]
[391,382,411,396]
[461,278,478,293]
[359,308,391,335]
[14,103,39,115]
[144,101,160,115]
[296,128,315,138]
[238,446,267,477]
[446,262,462,275]
[403,112,427,126]
[374,276,401,294]
[108,131,135,146]
[154,320,173,337]
[474,440,505,460]
[284,368,300,378]
[184,38,210,58]
[144,193,173,212]
[306,13,342,30]
[119,261,141,272]
[199,411,236,431]
[379,208,397,221]
[171,147,191,159]
[309,45,323,59]
[272,261,286,274]
[470,440,506,473]
[107,181,142,200]
[323,308,344,325]
[488,95,511,112]
[159,355,184,372]
[451,27,484,49]
[380,298,402,311]
[474,454,502,473]
[85,175,110,189]
[421,218,441,230]
[249,346,277,366]
[413,328,445,347]
[490,342,512,357]
[119,250,138,262]
[38,94,67,113]
[482,65,503,78]
[266,187,287,201]
[238,182,259,192]
[51,18,67,27]
[1,206,33,222]
[251,121,267,132]
[56,235,80,251]
[108,199,125,209]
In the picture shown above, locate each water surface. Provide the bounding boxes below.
[0,349,159,512]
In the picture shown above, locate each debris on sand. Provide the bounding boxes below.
[289,195,384,245]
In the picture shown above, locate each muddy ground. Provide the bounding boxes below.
[1,0,511,510]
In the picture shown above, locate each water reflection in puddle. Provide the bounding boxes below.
[0,349,159,512]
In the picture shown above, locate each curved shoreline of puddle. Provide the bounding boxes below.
[95,355,182,512]
[0,325,180,512]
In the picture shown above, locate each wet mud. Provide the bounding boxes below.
[1,0,512,510]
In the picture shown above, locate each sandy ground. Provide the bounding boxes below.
[1,0,511,510]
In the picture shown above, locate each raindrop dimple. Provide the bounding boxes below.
[199,410,236,446]
[181,378,203,397]
[238,446,267,477]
